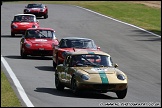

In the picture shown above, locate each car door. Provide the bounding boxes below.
[59,55,70,84]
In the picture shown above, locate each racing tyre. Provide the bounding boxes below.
[11,32,15,37]
[56,54,60,65]
[71,76,80,95]
[44,14,48,19]
[56,59,60,65]
[20,50,27,58]
[55,73,64,90]
[116,88,127,99]
[53,61,57,70]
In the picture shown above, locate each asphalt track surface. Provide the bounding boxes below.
[1,3,161,107]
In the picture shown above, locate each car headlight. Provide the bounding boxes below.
[25,43,31,48]
[81,74,90,80]
[11,24,18,29]
[40,9,44,12]
[62,51,70,58]
[25,9,30,12]
[62,51,66,58]
[32,25,37,28]
[117,74,125,80]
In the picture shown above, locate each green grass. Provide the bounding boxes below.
[1,71,22,107]
[4,1,161,35]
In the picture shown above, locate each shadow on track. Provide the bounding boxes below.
[1,35,22,38]
[34,87,118,100]
[136,37,161,42]
[3,55,52,60]
[35,66,55,72]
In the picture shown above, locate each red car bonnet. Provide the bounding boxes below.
[12,22,35,27]
[25,38,53,43]
[28,8,41,12]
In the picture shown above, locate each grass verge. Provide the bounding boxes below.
[1,71,22,107]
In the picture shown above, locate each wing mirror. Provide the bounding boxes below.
[97,46,101,50]
[114,63,118,68]
[36,20,39,23]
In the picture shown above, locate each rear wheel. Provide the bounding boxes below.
[55,72,64,90]
[116,88,127,99]
[20,49,27,58]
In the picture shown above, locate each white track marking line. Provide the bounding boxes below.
[1,55,34,107]
[76,6,161,38]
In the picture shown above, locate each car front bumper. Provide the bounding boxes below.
[23,49,53,56]
[11,29,26,34]
[24,12,46,17]
[77,83,127,91]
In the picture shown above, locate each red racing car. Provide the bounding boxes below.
[11,14,39,37]
[24,3,48,19]
[20,28,59,58]
[52,37,101,69]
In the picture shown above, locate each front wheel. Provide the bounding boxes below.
[44,14,48,19]
[56,58,61,65]
[116,88,127,99]
[11,32,15,37]
[55,73,64,90]
[20,49,27,58]
[53,61,57,70]
[56,54,60,65]
[71,76,80,95]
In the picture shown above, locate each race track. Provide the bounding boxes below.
[1,3,161,107]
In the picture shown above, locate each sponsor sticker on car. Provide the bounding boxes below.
[20,22,29,25]
[39,48,44,50]
[35,39,47,42]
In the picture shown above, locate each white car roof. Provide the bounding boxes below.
[14,14,36,17]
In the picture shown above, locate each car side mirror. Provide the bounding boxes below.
[25,6,27,8]
[114,63,118,68]
[37,20,39,23]
[97,46,101,50]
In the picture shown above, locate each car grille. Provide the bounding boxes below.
[93,84,116,90]
[32,50,52,56]
[27,12,44,16]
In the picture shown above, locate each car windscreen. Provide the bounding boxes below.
[27,4,43,8]
[59,39,97,49]
[26,30,55,39]
[13,15,35,22]
[70,54,113,67]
